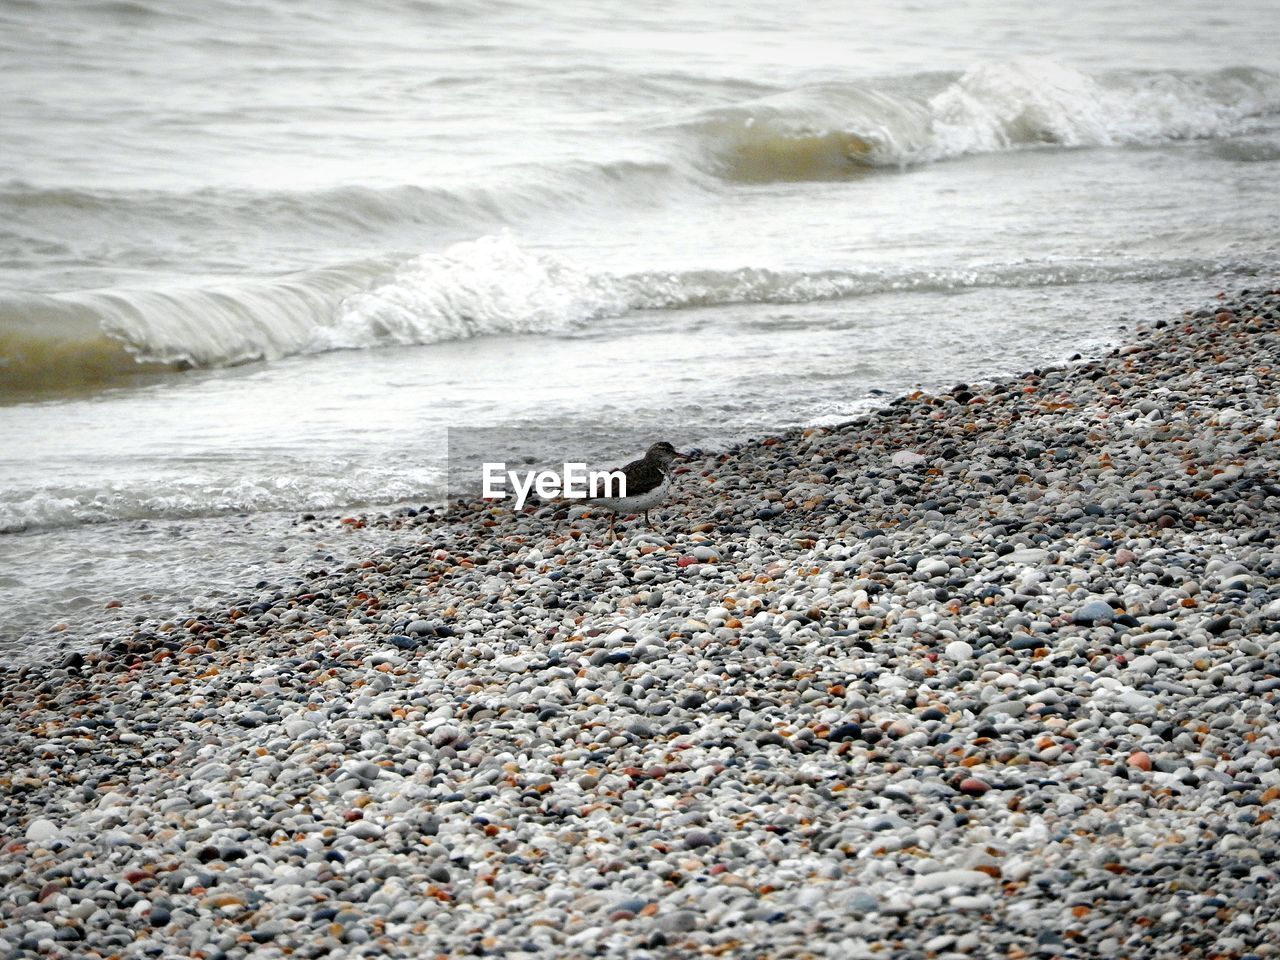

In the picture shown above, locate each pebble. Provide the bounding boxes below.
[914,869,997,892]
[1128,751,1153,772]
[24,820,58,843]
[1072,599,1116,624]
[1128,654,1159,675]
[659,910,699,933]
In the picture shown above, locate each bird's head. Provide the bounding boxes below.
[646,441,689,467]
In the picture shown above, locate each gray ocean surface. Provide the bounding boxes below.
[2,0,1279,656]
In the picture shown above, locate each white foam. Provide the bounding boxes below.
[0,467,434,534]
[926,60,1280,161]
[321,233,628,349]
[696,61,1280,176]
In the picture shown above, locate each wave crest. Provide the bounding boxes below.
[692,61,1280,181]
[5,229,1265,402]
[0,235,629,399]
[322,234,627,348]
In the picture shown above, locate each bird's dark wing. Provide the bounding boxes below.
[617,457,665,496]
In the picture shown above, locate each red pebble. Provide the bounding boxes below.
[344,809,363,822]
[959,777,991,795]
[1128,751,1152,772]
[677,555,697,568]
[124,870,150,884]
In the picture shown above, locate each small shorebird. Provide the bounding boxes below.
[588,441,689,540]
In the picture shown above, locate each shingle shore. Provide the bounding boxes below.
[3,287,1280,959]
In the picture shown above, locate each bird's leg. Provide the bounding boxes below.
[608,513,616,543]
[644,509,651,528]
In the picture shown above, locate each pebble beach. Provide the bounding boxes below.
[4,286,1280,959]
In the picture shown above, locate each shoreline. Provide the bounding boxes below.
[3,286,1280,957]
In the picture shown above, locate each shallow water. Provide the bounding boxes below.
[2,0,1279,656]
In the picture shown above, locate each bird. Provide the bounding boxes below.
[586,441,689,540]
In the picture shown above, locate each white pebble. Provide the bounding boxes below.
[913,869,996,892]
[25,819,59,842]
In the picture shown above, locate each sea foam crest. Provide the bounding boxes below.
[929,60,1279,156]
[322,233,627,348]
[0,235,627,395]
[1,230,1268,401]
[700,61,1280,180]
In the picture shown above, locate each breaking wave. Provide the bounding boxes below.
[686,61,1280,181]
[2,231,1266,400]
